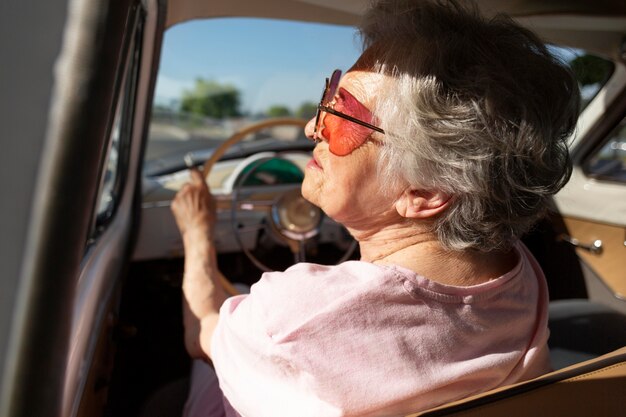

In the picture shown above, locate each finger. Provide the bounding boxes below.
[176,184,191,198]
[189,167,205,185]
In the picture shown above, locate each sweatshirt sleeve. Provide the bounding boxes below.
[209,264,349,417]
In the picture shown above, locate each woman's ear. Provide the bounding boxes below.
[394,188,451,219]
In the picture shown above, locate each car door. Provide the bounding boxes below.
[0,1,165,416]
[554,63,626,313]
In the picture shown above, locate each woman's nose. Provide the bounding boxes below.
[304,117,317,140]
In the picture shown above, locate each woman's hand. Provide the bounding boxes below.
[171,168,225,360]
[171,168,216,239]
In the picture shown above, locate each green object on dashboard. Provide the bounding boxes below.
[239,158,304,186]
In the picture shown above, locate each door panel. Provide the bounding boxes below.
[561,216,626,299]
[555,75,626,306]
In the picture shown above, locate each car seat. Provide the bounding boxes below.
[408,299,626,417]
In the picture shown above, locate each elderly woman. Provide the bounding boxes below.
[171,0,579,416]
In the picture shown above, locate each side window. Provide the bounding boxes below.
[96,105,122,223]
[550,47,620,182]
[549,46,614,111]
[585,117,626,182]
[90,21,141,241]
[569,53,614,110]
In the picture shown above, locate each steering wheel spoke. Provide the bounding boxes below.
[237,199,274,213]
[295,239,308,263]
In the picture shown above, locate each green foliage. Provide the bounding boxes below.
[181,78,241,119]
[569,54,613,86]
[266,105,292,117]
[152,103,171,112]
[296,102,318,119]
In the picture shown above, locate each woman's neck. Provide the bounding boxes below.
[351,223,518,286]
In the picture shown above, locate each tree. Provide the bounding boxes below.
[180,78,241,119]
[296,102,318,119]
[266,105,292,117]
[569,54,613,86]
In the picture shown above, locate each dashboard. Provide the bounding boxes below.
[133,151,354,264]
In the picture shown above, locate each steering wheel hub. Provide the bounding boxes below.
[271,188,322,241]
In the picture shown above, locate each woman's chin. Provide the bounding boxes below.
[300,179,319,207]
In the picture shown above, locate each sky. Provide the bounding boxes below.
[154,18,363,114]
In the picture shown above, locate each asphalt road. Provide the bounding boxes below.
[146,123,224,162]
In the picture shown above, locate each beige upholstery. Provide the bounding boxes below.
[406,347,626,417]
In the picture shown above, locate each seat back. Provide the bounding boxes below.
[407,347,626,417]
[406,299,626,417]
[548,299,626,369]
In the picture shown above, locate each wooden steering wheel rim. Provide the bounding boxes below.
[202,117,309,178]
[201,117,309,296]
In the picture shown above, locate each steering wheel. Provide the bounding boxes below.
[202,118,357,295]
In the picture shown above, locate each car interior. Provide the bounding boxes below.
[2,1,626,417]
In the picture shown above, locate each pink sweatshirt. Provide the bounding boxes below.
[209,241,550,417]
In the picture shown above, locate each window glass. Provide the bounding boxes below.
[96,108,122,222]
[586,118,626,182]
[91,28,140,239]
[549,46,614,110]
[146,18,361,176]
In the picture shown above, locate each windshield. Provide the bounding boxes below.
[145,18,614,176]
[145,18,361,175]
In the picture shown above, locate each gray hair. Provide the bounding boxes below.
[359,0,580,252]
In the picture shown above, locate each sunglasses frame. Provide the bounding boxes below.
[313,69,385,141]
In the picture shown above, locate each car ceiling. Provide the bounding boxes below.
[166,0,626,56]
